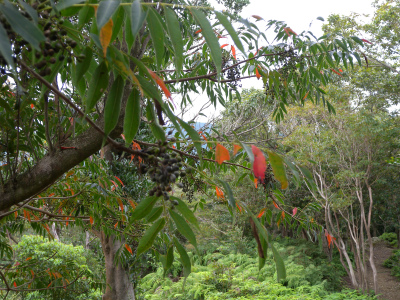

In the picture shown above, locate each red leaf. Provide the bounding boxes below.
[251,145,266,182]
[292,207,298,216]
[30,104,34,109]
[361,39,372,44]
[254,178,258,188]
[339,69,343,73]
[215,144,230,165]
[252,15,263,20]
[283,27,297,37]
[255,67,261,79]
[114,176,124,187]
[90,216,94,225]
[257,208,266,218]
[231,45,236,60]
[125,244,133,255]
[220,43,229,49]
[195,29,202,34]
[330,68,343,77]
[233,144,242,155]
[147,69,172,100]
[13,281,17,288]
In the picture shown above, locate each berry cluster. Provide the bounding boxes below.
[262,164,273,191]
[140,140,186,207]
[0,1,83,76]
[277,48,304,79]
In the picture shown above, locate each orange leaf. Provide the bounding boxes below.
[252,15,263,20]
[236,203,242,212]
[114,222,118,228]
[26,257,32,261]
[14,211,18,219]
[13,281,17,288]
[215,186,224,199]
[361,39,372,44]
[273,201,280,209]
[125,244,133,255]
[257,208,266,218]
[100,18,113,57]
[292,207,298,216]
[303,91,309,100]
[231,45,236,60]
[233,144,242,155]
[147,69,172,100]
[254,178,258,188]
[283,27,297,36]
[281,211,285,219]
[117,198,124,212]
[114,176,124,187]
[330,68,343,77]
[220,43,229,49]
[47,281,53,288]
[90,216,94,225]
[201,134,208,141]
[129,200,136,210]
[111,180,119,189]
[251,145,266,182]
[255,67,261,79]
[30,270,34,277]
[195,29,202,34]
[215,143,230,165]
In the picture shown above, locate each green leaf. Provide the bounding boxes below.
[130,0,146,41]
[146,206,163,223]
[169,209,197,251]
[55,0,84,11]
[85,61,109,112]
[240,142,254,163]
[353,52,362,66]
[74,47,93,85]
[271,242,286,282]
[249,214,269,246]
[97,0,120,30]
[171,196,199,229]
[136,217,165,256]
[0,22,15,70]
[147,7,165,69]
[177,118,202,163]
[165,245,174,275]
[123,89,141,145]
[215,11,245,55]
[310,66,321,80]
[173,237,191,278]
[190,8,222,75]
[18,0,38,25]
[131,195,158,221]
[0,1,45,51]
[218,179,236,208]
[110,6,125,43]
[267,150,288,189]
[165,7,183,75]
[104,75,125,136]
[146,102,166,142]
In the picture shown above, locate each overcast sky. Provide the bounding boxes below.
[180,0,376,121]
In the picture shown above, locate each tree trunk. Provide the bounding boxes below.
[100,232,135,300]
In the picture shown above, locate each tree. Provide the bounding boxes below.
[0,0,365,298]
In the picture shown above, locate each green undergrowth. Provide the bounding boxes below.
[138,238,376,300]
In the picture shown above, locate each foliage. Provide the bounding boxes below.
[138,238,375,300]
[2,235,101,300]
[383,249,400,279]
[379,232,398,248]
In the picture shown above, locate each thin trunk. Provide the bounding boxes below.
[366,184,378,293]
[51,223,60,241]
[100,232,135,300]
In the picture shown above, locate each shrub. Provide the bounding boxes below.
[379,232,398,247]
